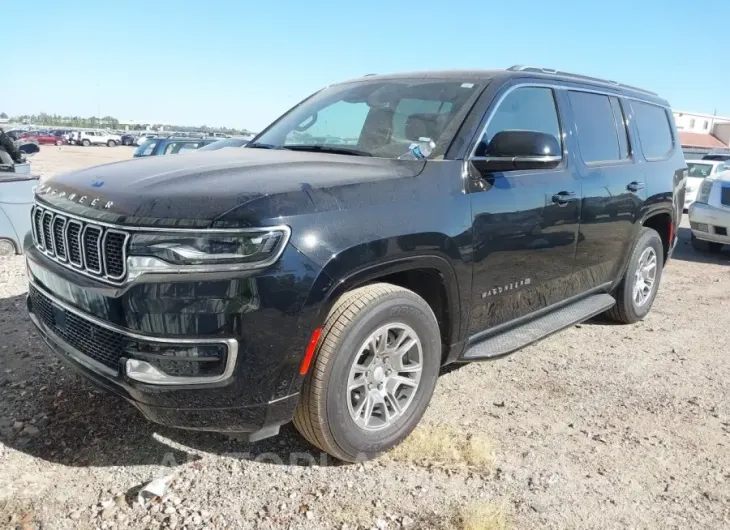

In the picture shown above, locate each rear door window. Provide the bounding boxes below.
[632,101,674,160]
[568,91,625,164]
[164,141,201,154]
[609,97,630,159]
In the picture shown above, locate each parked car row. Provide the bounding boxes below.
[687,156,730,254]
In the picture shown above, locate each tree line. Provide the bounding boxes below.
[1,112,252,136]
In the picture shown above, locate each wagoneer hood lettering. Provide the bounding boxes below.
[35,149,425,226]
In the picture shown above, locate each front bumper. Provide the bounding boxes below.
[27,281,298,438]
[24,238,332,438]
[688,202,730,245]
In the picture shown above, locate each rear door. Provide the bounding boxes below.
[564,90,646,290]
[467,83,582,335]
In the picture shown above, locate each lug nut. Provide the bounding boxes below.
[368,383,373,390]
[386,370,392,376]
[377,383,383,390]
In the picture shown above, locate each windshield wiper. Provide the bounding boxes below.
[282,145,372,157]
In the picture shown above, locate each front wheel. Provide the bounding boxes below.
[82,139,90,146]
[107,140,116,147]
[293,283,441,462]
[606,227,664,324]
[55,139,63,146]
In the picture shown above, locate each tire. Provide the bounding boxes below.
[55,139,63,146]
[82,139,90,146]
[293,283,441,462]
[0,239,16,257]
[606,227,664,324]
[691,233,723,253]
[107,140,116,147]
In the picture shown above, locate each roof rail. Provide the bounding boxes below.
[507,65,657,96]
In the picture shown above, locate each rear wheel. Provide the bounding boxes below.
[82,139,90,147]
[55,139,63,146]
[293,283,441,462]
[691,233,723,253]
[0,239,16,257]
[606,227,664,324]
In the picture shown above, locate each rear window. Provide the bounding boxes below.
[632,101,674,160]
[686,163,715,178]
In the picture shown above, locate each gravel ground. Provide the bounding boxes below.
[1,150,729,529]
[28,145,134,181]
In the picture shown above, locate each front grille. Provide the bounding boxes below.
[29,284,125,370]
[722,186,730,207]
[31,204,129,284]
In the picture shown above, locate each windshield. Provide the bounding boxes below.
[253,79,483,159]
[687,163,715,178]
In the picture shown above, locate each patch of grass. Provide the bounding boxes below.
[389,424,493,470]
[459,502,509,530]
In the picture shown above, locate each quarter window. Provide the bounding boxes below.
[476,87,561,157]
[632,101,674,160]
[568,91,625,163]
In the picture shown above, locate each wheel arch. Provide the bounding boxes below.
[641,208,674,264]
[314,253,462,364]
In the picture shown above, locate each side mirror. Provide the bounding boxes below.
[472,130,561,173]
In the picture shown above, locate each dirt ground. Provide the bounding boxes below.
[1,148,729,529]
[29,145,135,181]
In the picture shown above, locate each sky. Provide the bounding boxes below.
[4,0,728,131]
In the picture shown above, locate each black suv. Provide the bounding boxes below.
[25,67,685,462]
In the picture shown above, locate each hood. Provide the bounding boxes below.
[35,149,425,227]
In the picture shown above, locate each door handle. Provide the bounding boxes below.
[552,191,577,207]
[627,181,645,192]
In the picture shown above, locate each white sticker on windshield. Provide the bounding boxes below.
[461,83,474,88]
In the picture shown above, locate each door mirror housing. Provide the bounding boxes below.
[471,130,561,173]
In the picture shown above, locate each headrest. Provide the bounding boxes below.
[404,113,444,142]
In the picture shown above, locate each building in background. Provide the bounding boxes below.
[673,110,730,159]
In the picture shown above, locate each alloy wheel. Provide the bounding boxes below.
[346,323,423,431]
[633,247,657,306]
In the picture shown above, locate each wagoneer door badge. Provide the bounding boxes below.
[36,184,114,209]
[482,278,531,298]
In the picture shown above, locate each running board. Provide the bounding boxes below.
[460,293,616,360]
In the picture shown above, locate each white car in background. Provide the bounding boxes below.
[684,160,728,211]
[78,130,122,147]
[688,169,730,253]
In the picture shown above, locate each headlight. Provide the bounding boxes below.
[127,227,290,276]
[696,179,714,204]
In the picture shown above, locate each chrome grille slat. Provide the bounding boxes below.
[66,220,83,267]
[82,225,103,274]
[42,211,55,253]
[31,203,129,284]
[52,216,67,261]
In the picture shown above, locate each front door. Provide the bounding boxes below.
[467,85,581,338]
